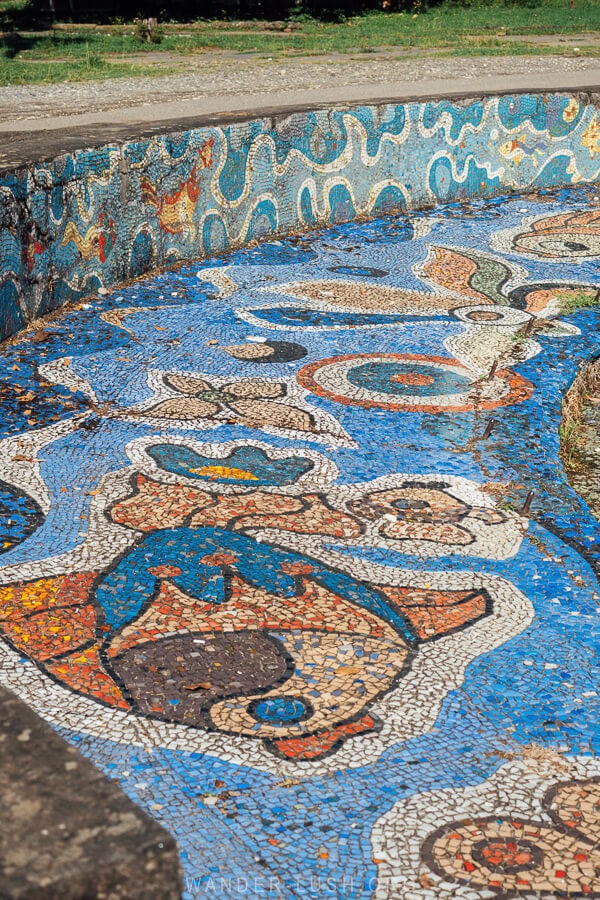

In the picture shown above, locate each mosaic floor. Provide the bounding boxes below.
[1,185,599,898]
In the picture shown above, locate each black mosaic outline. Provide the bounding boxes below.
[0,476,45,555]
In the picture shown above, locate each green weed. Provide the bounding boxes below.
[558,288,600,315]
[560,360,600,471]
[0,0,598,85]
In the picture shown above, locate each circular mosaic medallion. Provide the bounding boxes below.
[471,837,544,874]
[452,304,532,328]
[297,353,533,413]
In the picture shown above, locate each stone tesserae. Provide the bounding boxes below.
[0,186,599,898]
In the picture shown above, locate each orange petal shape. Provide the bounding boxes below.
[46,642,130,710]
[0,572,97,622]
[1,604,98,661]
[379,585,491,641]
[271,714,378,760]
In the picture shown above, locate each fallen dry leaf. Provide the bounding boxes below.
[183,682,213,692]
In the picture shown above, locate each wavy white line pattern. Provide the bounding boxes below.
[1,92,600,341]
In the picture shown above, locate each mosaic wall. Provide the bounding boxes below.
[0,182,599,896]
[1,91,600,341]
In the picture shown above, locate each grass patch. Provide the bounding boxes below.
[0,55,173,85]
[560,360,600,471]
[557,287,600,315]
[0,1,599,84]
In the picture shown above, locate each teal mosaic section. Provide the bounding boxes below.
[1,91,599,341]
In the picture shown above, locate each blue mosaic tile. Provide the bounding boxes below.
[2,93,600,341]
[0,183,599,897]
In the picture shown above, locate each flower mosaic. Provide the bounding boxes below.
[130,369,353,446]
[423,777,600,896]
[372,758,600,899]
[0,184,599,895]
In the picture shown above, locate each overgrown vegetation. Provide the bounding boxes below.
[560,359,600,471]
[0,0,598,86]
[557,287,600,315]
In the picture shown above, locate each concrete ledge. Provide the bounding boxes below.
[1,69,600,170]
[0,685,182,899]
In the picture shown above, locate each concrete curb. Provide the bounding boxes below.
[1,69,600,170]
[0,685,182,899]
[2,87,600,342]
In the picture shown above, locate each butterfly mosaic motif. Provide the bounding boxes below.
[132,371,353,446]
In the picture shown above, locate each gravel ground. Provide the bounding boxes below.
[2,52,600,121]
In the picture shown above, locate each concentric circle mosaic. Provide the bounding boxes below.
[297,352,533,413]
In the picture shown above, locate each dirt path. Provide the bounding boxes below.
[1,50,600,122]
